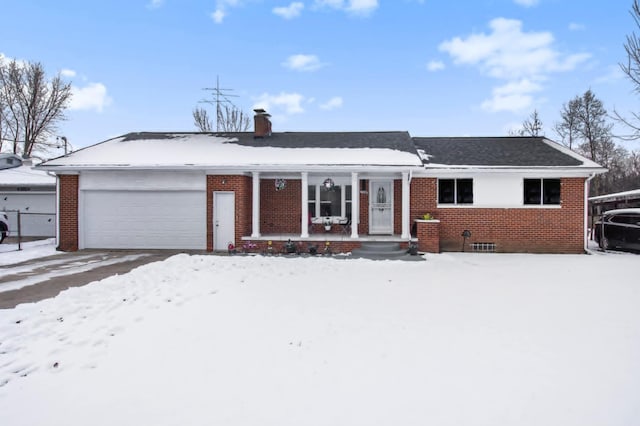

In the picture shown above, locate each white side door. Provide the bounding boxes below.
[369,180,393,234]
[213,191,235,251]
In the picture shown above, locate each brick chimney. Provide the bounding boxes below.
[253,108,272,138]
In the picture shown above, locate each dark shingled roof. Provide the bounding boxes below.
[412,137,584,167]
[121,131,418,154]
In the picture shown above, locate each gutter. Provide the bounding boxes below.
[584,172,597,253]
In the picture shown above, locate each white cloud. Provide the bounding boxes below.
[69,82,111,113]
[594,65,625,84]
[514,0,539,7]
[481,79,542,112]
[282,54,325,72]
[320,96,343,110]
[439,18,591,113]
[253,92,305,115]
[314,0,378,15]
[60,69,76,78]
[211,0,243,24]
[426,60,445,72]
[147,0,163,9]
[273,2,304,19]
[569,22,586,31]
[211,9,226,23]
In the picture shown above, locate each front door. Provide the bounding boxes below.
[213,192,235,251]
[369,180,393,234]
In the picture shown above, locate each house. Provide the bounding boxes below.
[0,156,57,238]
[36,111,605,254]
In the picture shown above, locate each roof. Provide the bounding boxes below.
[38,131,423,170]
[37,132,605,173]
[412,137,599,168]
[589,188,640,202]
[0,164,56,186]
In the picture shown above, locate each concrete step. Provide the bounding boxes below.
[350,242,424,261]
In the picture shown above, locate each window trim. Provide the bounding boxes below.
[437,178,474,205]
[523,178,561,206]
[308,184,352,219]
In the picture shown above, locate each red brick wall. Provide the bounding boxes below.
[58,174,79,251]
[207,175,252,252]
[394,179,402,235]
[359,180,369,234]
[260,179,302,234]
[410,177,586,253]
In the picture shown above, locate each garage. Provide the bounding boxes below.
[81,190,206,249]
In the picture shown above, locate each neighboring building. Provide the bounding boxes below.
[589,188,640,214]
[0,157,57,238]
[588,188,640,232]
[37,111,605,253]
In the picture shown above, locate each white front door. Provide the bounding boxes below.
[213,192,235,251]
[369,180,393,234]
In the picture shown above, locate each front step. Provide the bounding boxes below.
[350,242,424,261]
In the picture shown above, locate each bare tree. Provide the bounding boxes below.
[193,106,213,132]
[519,109,544,136]
[0,58,72,157]
[216,105,250,132]
[192,104,250,133]
[554,98,581,150]
[574,90,613,164]
[615,0,640,137]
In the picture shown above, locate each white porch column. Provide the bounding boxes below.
[351,172,359,238]
[301,172,309,238]
[401,171,411,239]
[251,172,261,238]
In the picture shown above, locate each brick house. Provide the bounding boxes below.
[37,111,605,254]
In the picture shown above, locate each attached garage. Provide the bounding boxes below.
[79,171,206,250]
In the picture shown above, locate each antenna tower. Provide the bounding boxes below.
[201,76,240,132]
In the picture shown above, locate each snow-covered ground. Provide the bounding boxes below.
[0,238,59,266]
[0,251,638,426]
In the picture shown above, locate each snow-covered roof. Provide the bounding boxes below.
[37,132,422,170]
[0,164,56,186]
[589,188,640,202]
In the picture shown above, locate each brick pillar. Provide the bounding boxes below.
[58,175,79,251]
[416,219,440,253]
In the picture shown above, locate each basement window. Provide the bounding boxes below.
[471,242,496,253]
[438,179,473,205]
[524,179,560,205]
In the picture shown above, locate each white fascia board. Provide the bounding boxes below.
[37,164,421,174]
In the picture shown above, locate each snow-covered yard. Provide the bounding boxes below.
[0,251,638,426]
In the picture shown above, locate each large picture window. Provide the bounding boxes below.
[438,179,473,205]
[309,184,352,218]
[524,179,561,205]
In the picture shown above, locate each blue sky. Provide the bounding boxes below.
[1,0,638,151]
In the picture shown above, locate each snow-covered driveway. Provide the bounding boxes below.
[0,252,638,426]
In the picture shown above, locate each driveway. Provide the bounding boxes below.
[0,250,186,309]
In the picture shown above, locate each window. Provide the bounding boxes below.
[309,184,352,218]
[524,179,560,205]
[438,179,473,204]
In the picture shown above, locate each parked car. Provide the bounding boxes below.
[0,211,8,244]
[594,208,640,252]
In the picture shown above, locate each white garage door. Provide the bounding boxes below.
[82,190,206,249]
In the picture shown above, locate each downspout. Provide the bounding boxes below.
[584,172,596,253]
